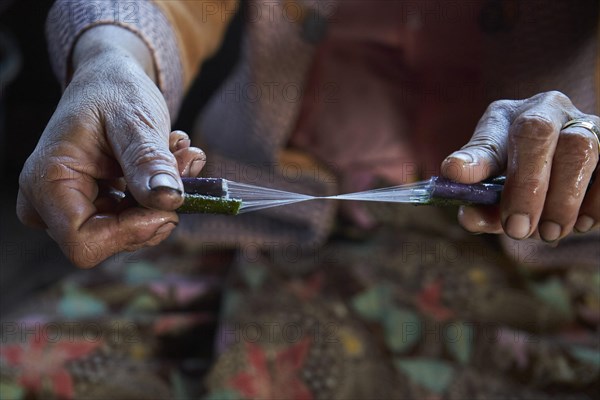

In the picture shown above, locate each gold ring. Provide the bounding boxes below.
[562,118,600,153]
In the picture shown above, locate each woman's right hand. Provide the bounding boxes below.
[17,26,206,267]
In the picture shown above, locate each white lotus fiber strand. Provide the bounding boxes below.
[326,180,433,204]
[225,179,434,213]
[225,180,316,213]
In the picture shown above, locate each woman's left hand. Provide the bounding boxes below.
[441,91,600,242]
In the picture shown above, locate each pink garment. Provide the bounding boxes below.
[291,1,486,226]
[292,0,486,191]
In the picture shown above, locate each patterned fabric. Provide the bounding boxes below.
[46,0,184,117]
[2,204,598,399]
[204,203,600,399]
[1,246,233,399]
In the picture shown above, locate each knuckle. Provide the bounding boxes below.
[22,156,82,187]
[486,99,519,115]
[464,139,503,167]
[559,130,598,152]
[511,114,556,140]
[123,142,175,169]
[477,111,509,132]
[528,90,570,106]
[585,113,600,126]
[130,108,162,132]
[171,130,189,140]
[116,113,155,142]
[170,131,192,151]
[543,90,571,106]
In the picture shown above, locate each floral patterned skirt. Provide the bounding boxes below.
[1,204,598,399]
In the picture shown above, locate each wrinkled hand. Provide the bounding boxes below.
[17,49,205,267]
[442,91,600,242]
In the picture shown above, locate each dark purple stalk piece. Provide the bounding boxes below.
[428,176,504,206]
[181,177,226,197]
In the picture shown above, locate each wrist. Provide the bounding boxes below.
[71,25,156,83]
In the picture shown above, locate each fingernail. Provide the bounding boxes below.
[149,173,182,193]
[446,152,475,164]
[574,215,594,233]
[506,213,531,239]
[155,222,176,237]
[176,138,191,150]
[539,221,561,242]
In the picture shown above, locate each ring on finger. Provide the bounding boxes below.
[562,118,600,154]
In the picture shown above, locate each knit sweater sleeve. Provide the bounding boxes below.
[46,0,238,118]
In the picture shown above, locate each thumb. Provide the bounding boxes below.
[441,102,512,183]
[112,122,184,211]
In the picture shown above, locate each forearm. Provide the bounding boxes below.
[46,0,184,117]
[47,0,238,119]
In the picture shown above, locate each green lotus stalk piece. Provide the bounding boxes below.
[176,178,241,215]
[177,193,242,215]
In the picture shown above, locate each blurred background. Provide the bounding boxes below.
[1,2,598,399]
[0,0,242,314]
[1,0,66,314]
